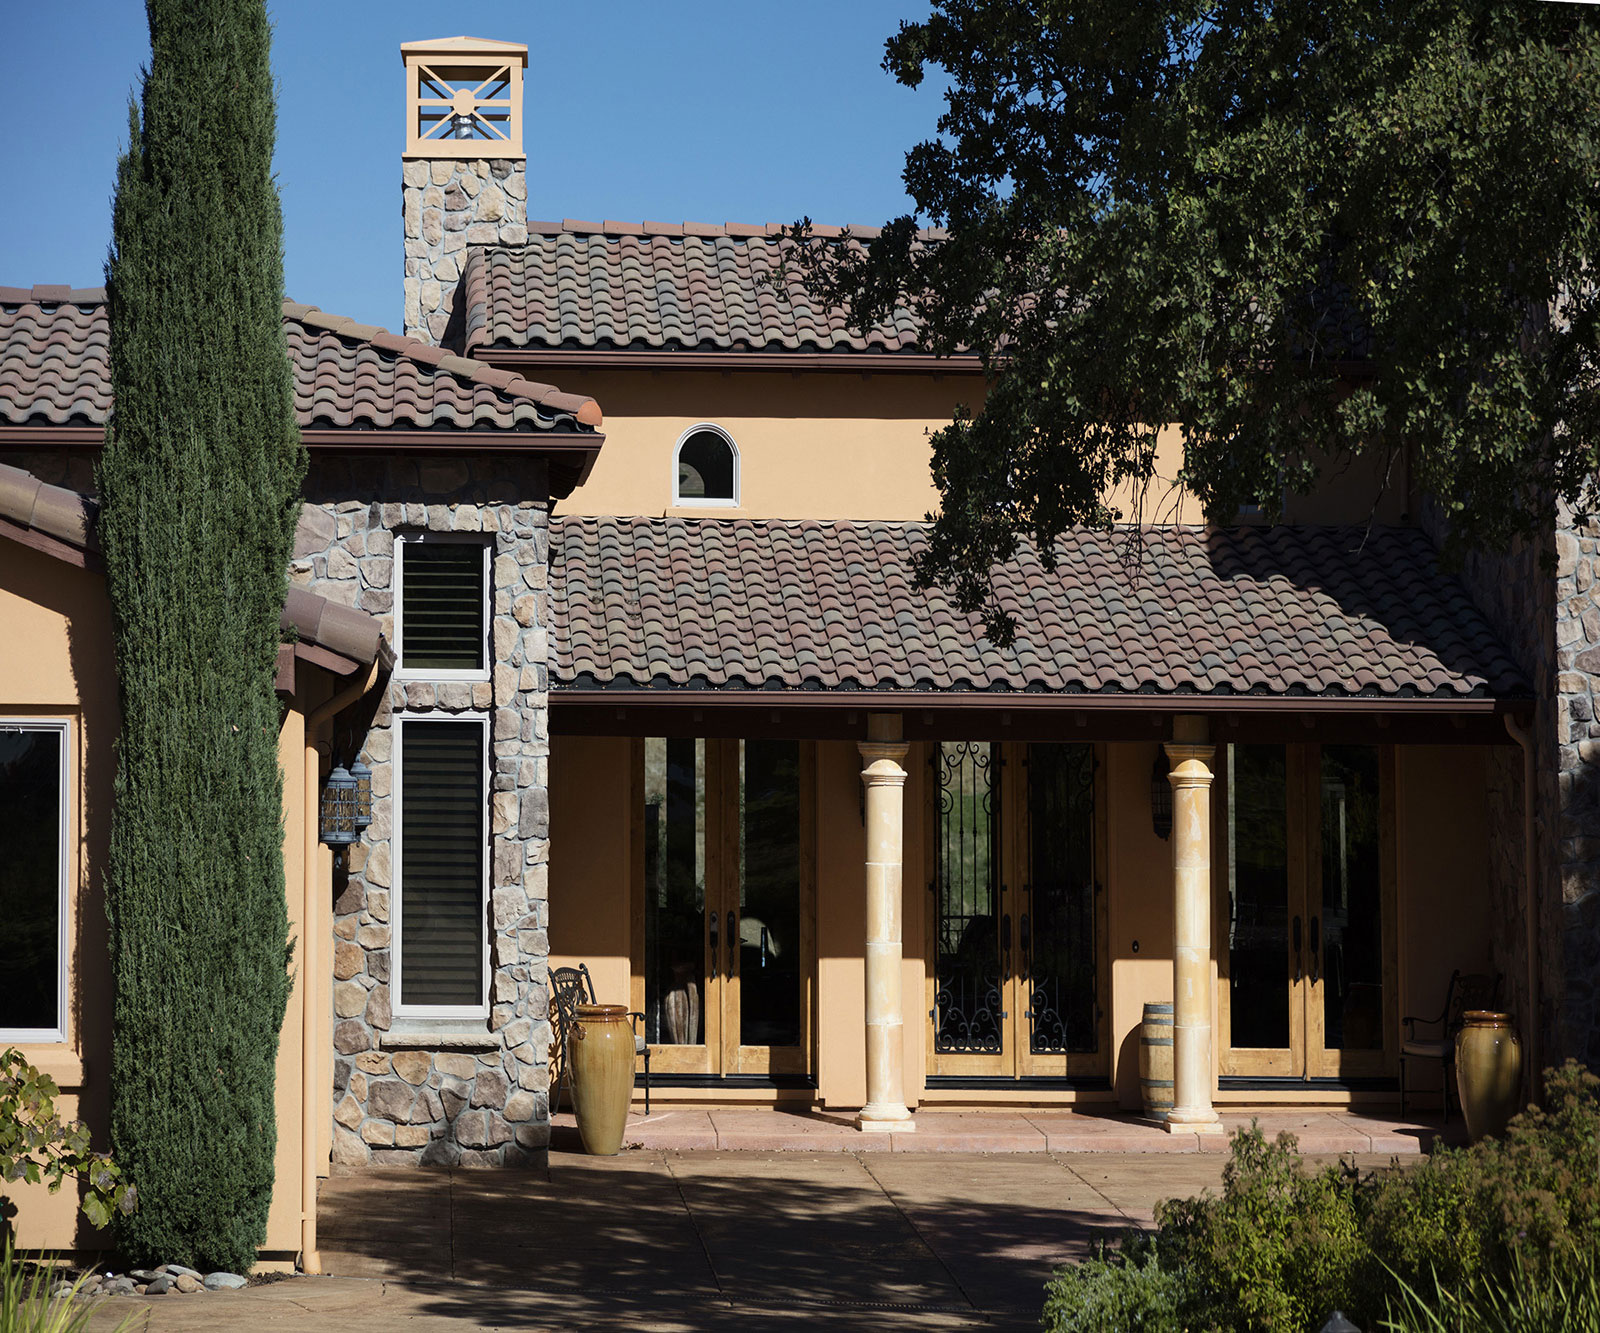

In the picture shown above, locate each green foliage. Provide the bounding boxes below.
[1156,1125,1365,1329]
[1041,1236,1187,1332]
[1043,1063,1600,1333]
[787,2,1600,641]
[1382,1246,1600,1333]
[0,1051,134,1232]
[1,1234,136,1333]
[98,0,304,1272]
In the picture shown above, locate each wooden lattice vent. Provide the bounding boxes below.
[401,36,527,160]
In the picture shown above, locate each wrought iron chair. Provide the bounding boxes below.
[1400,969,1501,1122]
[548,964,651,1118]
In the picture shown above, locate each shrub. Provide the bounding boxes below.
[1041,1235,1188,1332]
[0,1050,133,1232]
[1043,1063,1600,1333]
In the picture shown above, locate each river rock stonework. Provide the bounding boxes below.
[402,156,528,344]
[294,453,552,1166]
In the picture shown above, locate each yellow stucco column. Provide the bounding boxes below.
[1165,716,1224,1136]
[857,715,914,1133]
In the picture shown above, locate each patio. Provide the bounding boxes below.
[92,1121,1451,1332]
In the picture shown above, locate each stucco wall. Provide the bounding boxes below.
[0,541,116,1249]
[547,732,1495,1110]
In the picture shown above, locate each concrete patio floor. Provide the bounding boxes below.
[591,1105,1458,1155]
[88,1113,1453,1332]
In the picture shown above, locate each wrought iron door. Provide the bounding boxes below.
[931,742,1006,1070]
[929,741,1107,1080]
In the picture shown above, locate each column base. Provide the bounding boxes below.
[857,1105,915,1133]
[1164,1107,1226,1136]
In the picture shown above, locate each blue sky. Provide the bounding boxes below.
[3,1,942,331]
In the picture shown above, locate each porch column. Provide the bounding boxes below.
[857,714,915,1133]
[1165,716,1224,1136]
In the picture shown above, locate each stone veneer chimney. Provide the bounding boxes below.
[400,36,529,343]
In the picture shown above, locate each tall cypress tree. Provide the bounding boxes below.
[100,0,304,1271]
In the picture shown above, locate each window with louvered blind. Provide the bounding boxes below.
[397,538,489,677]
[396,717,488,1012]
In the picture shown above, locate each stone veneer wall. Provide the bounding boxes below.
[293,454,552,1166]
[402,157,527,344]
[1429,497,1600,1070]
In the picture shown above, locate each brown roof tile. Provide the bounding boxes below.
[0,460,387,670]
[551,518,1528,699]
[0,289,601,432]
[460,222,945,356]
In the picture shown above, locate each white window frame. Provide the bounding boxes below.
[391,711,492,1021]
[393,533,493,682]
[672,423,741,508]
[0,718,71,1044]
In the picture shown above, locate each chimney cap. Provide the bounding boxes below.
[400,35,529,66]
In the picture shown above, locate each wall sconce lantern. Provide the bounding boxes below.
[350,759,374,832]
[320,765,360,869]
[1150,749,1173,840]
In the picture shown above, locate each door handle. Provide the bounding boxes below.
[1310,917,1321,986]
[708,911,718,982]
[1292,915,1303,984]
[727,911,738,977]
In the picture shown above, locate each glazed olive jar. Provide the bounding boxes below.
[1455,1010,1523,1143]
[570,1004,636,1155]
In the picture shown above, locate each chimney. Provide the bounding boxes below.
[400,36,529,343]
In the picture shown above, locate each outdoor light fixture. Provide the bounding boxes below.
[319,764,360,869]
[1150,748,1173,840]
[350,758,374,832]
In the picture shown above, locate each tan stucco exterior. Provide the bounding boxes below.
[0,533,340,1259]
[548,730,1495,1114]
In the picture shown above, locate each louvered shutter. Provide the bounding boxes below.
[399,720,485,1008]
[401,542,486,672]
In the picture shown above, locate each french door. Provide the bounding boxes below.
[1217,743,1397,1080]
[634,737,814,1078]
[926,742,1108,1079]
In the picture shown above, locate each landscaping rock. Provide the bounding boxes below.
[50,1281,75,1298]
[145,1276,172,1295]
[167,1265,202,1279]
[203,1272,248,1291]
[174,1274,202,1293]
[107,1277,137,1294]
[131,1269,160,1282]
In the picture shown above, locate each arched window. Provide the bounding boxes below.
[673,425,739,507]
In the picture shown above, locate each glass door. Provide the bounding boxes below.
[928,742,1107,1079]
[1217,743,1395,1080]
[639,737,813,1079]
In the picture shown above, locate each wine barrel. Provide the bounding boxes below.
[1139,1002,1175,1122]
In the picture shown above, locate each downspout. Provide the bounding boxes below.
[1503,712,1541,1104]
[300,661,381,1275]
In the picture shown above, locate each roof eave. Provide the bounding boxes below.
[477,348,983,374]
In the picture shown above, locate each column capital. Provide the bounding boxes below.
[858,740,909,781]
[1164,742,1215,785]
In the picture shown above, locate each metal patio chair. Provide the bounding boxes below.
[1400,969,1501,1122]
[549,963,651,1118]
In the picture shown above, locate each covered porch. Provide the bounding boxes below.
[546,518,1531,1128]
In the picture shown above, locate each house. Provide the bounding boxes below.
[1,35,1591,1267]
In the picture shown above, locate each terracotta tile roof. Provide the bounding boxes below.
[551,517,1528,699]
[460,222,944,356]
[0,459,387,670]
[0,285,600,432]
